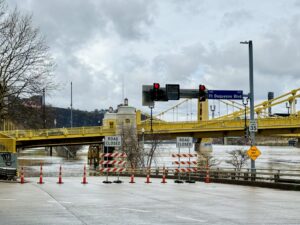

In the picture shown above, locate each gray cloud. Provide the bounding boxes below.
[221,9,253,28]
[6,0,300,114]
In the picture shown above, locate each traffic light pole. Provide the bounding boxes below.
[241,40,256,177]
[248,41,255,173]
[150,106,153,133]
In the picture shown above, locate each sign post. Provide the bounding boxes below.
[175,137,193,184]
[103,136,122,184]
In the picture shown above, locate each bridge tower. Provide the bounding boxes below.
[102,98,138,161]
[195,99,211,155]
[197,99,209,121]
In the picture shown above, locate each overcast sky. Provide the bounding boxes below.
[7,0,300,117]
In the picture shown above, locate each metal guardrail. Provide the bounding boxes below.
[117,167,300,184]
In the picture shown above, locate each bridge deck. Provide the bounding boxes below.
[1,116,300,148]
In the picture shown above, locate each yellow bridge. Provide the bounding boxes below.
[1,88,300,152]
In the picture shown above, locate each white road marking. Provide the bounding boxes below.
[47,200,72,204]
[47,200,56,203]
[59,201,72,204]
[0,199,16,201]
[176,216,206,223]
[119,208,151,213]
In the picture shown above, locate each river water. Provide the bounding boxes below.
[18,144,300,177]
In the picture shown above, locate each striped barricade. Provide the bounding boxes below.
[174,168,198,173]
[100,153,127,158]
[99,168,126,173]
[99,160,127,165]
[172,153,198,182]
[173,161,197,165]
[172,153,198,158]
[99,152,127,183]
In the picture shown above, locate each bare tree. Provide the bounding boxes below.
[225,149,249,171]
[0,1,55,119]
[120,124,142,169]
[145,134,161,169]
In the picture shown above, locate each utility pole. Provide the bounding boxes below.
[241,40,256,172]
[70,82,73,128]
[42,88,46,129]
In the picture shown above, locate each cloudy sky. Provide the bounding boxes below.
[7,0,300,118]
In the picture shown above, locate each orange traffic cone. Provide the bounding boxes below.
[20,167,25,184]
[161,167,167,184]
[129,174,135,183]
[37,163,44,184]
[145,170,151,184]
[205,162,210,183]
[81,164,88,184]
[57,165,63,184]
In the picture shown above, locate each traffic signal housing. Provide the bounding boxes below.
[152,83,160,101]
[150,83,168,101]
[199,84,207,102]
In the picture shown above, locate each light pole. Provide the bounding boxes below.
[70,81,73,128]
[242,97,249,143]
[210,105,216,119]
[141,127,145,156]
[240,40,256,172]
[286,102,290,115]
[42,88,46,129]
[150,106,153,133]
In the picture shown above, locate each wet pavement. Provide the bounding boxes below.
[0,177,300,225]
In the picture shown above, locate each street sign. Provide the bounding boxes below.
[176,137,193,148]
[104,136,122,147]
[249,120,258,132]
[207,90,243,100]
[247,146,261,160]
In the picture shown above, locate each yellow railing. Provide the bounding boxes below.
[2,126,116,140]
[138,116,300,133]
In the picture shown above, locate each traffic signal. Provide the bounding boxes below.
[199,84,207,101]
[152,83,160,100]
[166,84,180,100]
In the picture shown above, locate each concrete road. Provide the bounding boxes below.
[0,177,299,225]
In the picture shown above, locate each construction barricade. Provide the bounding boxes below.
[172,153,198,183]
[99,152,127,184]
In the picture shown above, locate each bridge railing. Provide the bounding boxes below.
[2,126,115,139]
[139,116,300,132]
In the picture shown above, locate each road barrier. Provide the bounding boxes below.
[99,152,127,184]
[20,167,25,184]
[145,169,151,184]
[15,163,300,190]
[172,153,197,183]
[37,163,44,184]
[57,165,63,184]
[82,164,88,184]
[161,166,167,184]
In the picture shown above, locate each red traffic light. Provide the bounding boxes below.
[199,85,206,91]
[153,83,160,89]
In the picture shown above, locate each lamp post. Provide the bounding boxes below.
[240,40,256,172]
[286,102,290,115]
[210,105,216,119]
[141,127,145,154]
[242,97,249,143]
